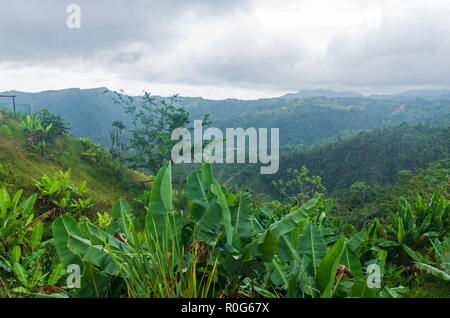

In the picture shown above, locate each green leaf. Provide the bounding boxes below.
[231,191,253,245]
[19,193,37,217]
[276,219,308,263]
[111,199,138,236]
[253,284,277,298]
[0,188,11,219]
[52,215,86,266]
[12,246,21,263]
[378,241,400,248]
[297,224,327,276]
[316,237,347,298]
[211,180,233,246]
[351,280,377,298]
[270,207,309,239]
[252,230,279,263]
[75,264,111,298]
[196,202,224,244]
[13,262,29,287]
[48,264,64,286]
[145,162,174,240]
[31,223,44,250]
[397,217,405,244]
[340,245,364,280]
[187,170,209,208]
[86,223,132,252]
[347,230,366,251]
[11,190,23,211]
[381,286,407,298]
[415,262,450,281]
[82,245,119,276]
[401,244,425,262]
[201,162,215,186]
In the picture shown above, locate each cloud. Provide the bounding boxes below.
[1,0,450,98]
[0,0,250,61]
[320,1,450,90]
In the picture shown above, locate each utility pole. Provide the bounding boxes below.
[0,95,17,113]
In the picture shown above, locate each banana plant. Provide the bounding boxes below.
[34,170,71,198]
[20,115,52,153]
[0,189,37,252]
[51,162,401,298]
[379,189,448,267]
[412,237,450,282]
[52,165,211,297]
[51,162,277,297]
[34,169,94,215]
[386,189,447,246]
[265,202,350,298]
[186,162,279,288]
[0,188,66,297]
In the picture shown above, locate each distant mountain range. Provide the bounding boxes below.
[281,88,450,100]
[0,87,449,150]
[281,89,363,99]
[370,89,450,101]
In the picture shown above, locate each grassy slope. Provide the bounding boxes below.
[0,111,151,216]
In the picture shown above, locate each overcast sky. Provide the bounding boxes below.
[1,0,449,99]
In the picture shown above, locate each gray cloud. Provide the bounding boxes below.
[1,0,250,61]
[320,9,450,89]
[1,0,450,97]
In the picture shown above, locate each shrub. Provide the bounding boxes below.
[32,109,69,140]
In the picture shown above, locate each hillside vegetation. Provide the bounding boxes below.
[0,110,151,215]
[221,124,449,196]
[0,108,448,299]
[3,88,450,149]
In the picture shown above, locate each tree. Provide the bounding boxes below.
[272,166,326,205]
[350,181,371,206]
[107,90,211,173]
[109,120,128,161]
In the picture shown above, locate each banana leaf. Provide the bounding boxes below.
[316,237,347,298]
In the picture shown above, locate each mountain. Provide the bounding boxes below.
[0,87,126,148]
[211,96,450,148]
[370,89,450,101]
[223,124,450,195]
[282,89,450,100]
[1,88,449,151]
[281,89,363,99]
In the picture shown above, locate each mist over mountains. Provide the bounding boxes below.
[281,88,450,100]
[281,89,363,99]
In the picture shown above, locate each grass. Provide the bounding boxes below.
[406,277,450,298]
[0,110,151,217]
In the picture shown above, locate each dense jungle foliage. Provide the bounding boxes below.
[0,108,448,298]
[221,124,450,194]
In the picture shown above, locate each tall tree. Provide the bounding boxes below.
[107,90,210,173]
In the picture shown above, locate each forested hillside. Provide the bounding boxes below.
[230,124,450,195]
[0,103,448,299]
[2,88,450,149]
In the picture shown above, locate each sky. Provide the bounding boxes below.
[1,0,450,100]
